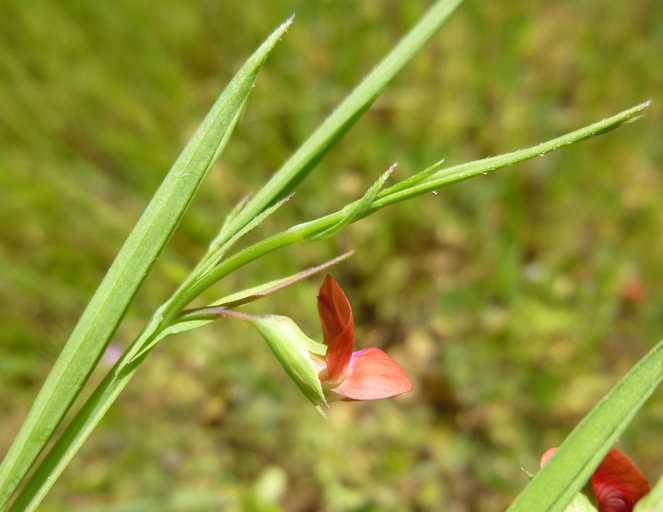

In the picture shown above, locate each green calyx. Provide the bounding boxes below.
[248,315,328,409]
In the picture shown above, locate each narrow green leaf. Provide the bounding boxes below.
[182,103,649,304]
[210,194,250,250]
[507,338,663,512]
[206,250,353,309]
[373,101,651,210]
[1,17,293,512]
[215,0,466,248]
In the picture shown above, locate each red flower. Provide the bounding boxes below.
[316,275,413,401]
[541,447,649,512]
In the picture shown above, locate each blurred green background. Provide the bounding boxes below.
[1,1,662,511]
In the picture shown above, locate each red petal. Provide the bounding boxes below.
[324,323,355,384]
[591,448,649,512]
[317,275,354,382]
[330,347,413,400]
[317,275,353,343]
[540,447,649,512]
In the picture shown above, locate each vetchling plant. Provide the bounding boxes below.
[0,1,660,511]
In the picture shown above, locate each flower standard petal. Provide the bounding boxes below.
[323,323,354,384]
[591,448,649,512]
[317,275,354,383]
[329,347,413,400]
[317,274,353,342]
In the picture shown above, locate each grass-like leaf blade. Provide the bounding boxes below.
[373,102,651,209]
[214,0,466,249]
[184,102,649,302]
[506,338,663,512]
[310,165,394,240]
[0,17,293,511]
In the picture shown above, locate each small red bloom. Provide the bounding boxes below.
[316,275,413,401]
[621,279,645,304]
[541,447,649,512]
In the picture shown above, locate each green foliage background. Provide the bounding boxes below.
[1,2,661,511]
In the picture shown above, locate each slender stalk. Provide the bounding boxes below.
[372,101,651,208]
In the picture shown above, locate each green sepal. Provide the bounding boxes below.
[248,315,328,408]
